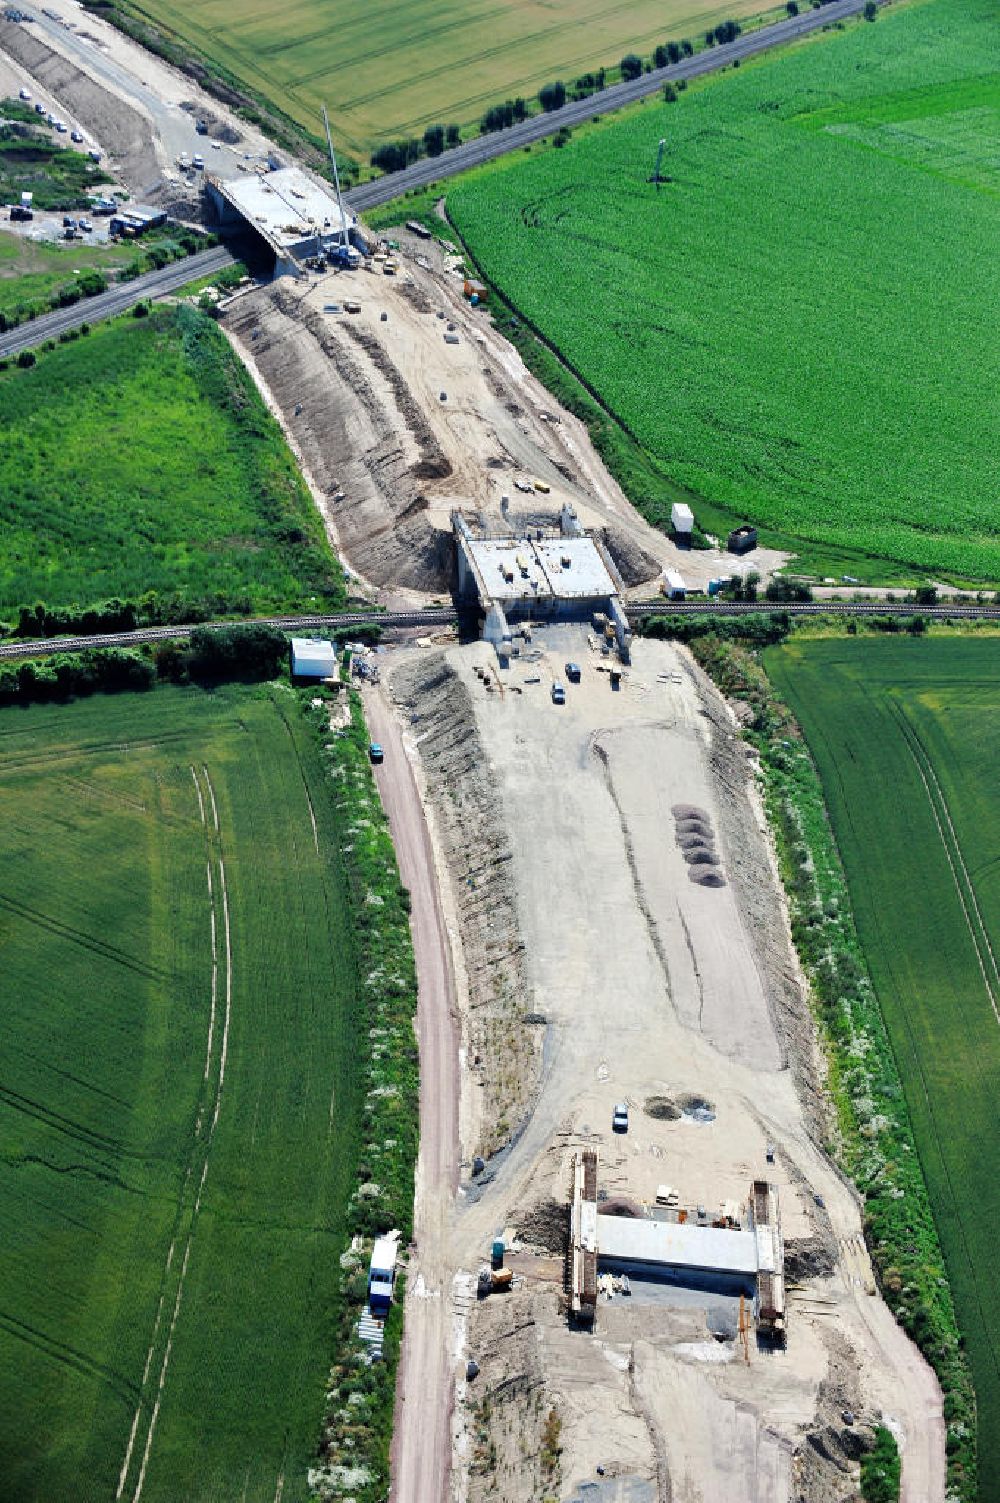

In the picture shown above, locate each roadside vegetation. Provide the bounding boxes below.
[0,113,110,209]
[448,0,1000,585]
[0,302,344,626]
[0,677,370,1501]
[0,224,216,332]
[302,686,418,1503]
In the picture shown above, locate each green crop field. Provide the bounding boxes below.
[115,0,768,156]
[766,637,1000,1499]
[448,0,1000,584]
[0,682,366,1502]
[0,303,344,622]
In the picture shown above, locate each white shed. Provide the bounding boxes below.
[368,1233,399,1313]
[290,637,337,679]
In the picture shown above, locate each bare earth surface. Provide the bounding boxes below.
[223,239,786,605]
[376,631,945,1502]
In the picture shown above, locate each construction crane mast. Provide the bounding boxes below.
[322,104,359,268]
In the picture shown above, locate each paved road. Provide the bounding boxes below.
[20,0,270,179]
[346,0,880,212]
[0,243,235,358]
[4,599,1000,662]
[363,685,460,1503]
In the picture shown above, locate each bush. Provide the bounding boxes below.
[620,54,643,81]
[538,80,567,112]
[860,1427,901,1501]
[480,98,527,134]
[184,623,288,681]
[15,350,35,368]
[764,578,813,603]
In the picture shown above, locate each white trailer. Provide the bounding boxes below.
[662,570,687,601]
[671,502,694,536]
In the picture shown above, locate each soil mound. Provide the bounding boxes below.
[225,287,457,591]
[677,835,715,854]
[516,1198,568,1255]
[689,868,726,887]
[598,525,662,587]
[600,1196,643,1219]
[672,803,709,822]
[644,1095,682,1120]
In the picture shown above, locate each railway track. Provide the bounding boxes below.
[0,245,236,360]
[2,600,998,662]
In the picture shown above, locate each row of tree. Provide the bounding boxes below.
[0,624,292,709]
[369,122,461,173]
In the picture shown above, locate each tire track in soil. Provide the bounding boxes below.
[116,765,233,1502]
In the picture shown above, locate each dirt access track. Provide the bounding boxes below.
[223,233,787,604]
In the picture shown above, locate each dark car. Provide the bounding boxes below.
[565,662,582,683]
[368,743,384,765]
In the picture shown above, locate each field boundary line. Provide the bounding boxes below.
[117,764,231,1503]
[131,767,233,1501]
[905,721,1000,996]
[891,705,1000,1026]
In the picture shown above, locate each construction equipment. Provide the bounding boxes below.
[321,103,361,270]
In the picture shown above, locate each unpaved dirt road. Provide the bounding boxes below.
[363,686,460,1503]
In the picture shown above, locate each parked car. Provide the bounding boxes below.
[612,1103,629,1134]
[70,129,83,143]
[565,662,581,683]
[551,682,566,705]
[368,743,384,765]
[18,87,31,101]
[54,119,67,133]
[78,217,92,232]
[62,215,76,228]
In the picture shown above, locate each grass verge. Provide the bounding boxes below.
[299,685,419,1502]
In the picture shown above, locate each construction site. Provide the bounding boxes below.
[0,2,946,1488]
[209,220,943,1501]
[369,614,943,1503]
